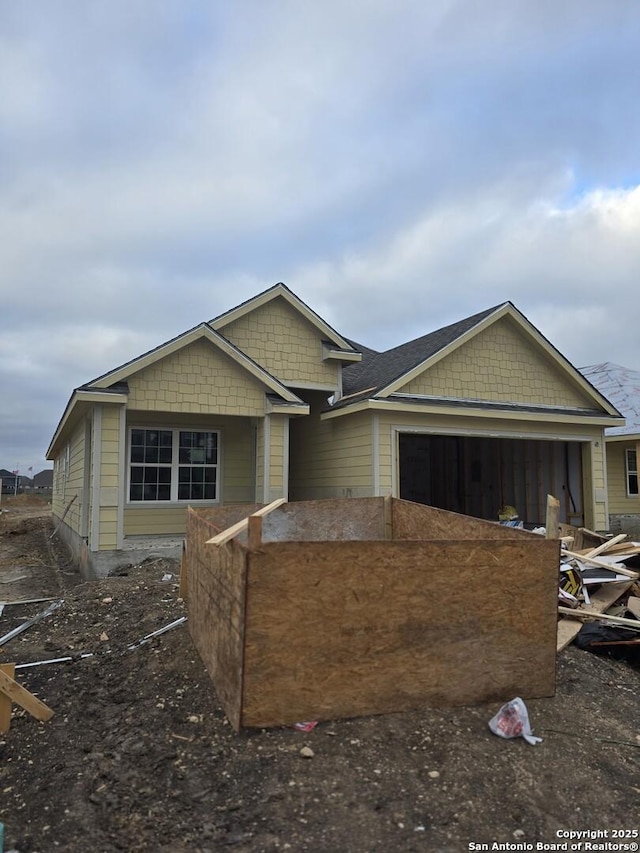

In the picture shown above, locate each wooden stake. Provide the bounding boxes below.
[179,540,188,601]
[383,494,393,541]
[545,494,560,539]
[0,669,54,724]
[248,515,263,551]
[206,498,286,545]
[0,663,15,733]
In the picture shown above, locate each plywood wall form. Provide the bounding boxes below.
[186,497,559,730]
[185,504,264,730]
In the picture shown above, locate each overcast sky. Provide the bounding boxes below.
[2,1,640,476]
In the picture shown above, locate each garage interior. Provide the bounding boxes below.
[398,433,585,528]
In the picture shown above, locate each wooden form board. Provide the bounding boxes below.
[391,499,543,543]
[185,508,249,730]
[241,537,558,728]
[261,497,386,543]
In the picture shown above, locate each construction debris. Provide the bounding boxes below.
[556,526,640,653]
[0,599,63,647]
[0,664,54,733]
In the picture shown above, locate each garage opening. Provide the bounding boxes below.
[398,433,583,527]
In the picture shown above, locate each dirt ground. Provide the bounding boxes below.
[0,497,639,853]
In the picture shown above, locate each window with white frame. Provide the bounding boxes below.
[129,428,219,502]
[626,448,638,497]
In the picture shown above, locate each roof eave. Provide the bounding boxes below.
[47,389,128,459]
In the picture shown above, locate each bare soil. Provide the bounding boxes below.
[1,498,639,853]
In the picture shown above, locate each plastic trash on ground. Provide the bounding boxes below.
[488,697,542,745]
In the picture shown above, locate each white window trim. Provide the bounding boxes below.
[625,447,638,497]
[127,426,222,505]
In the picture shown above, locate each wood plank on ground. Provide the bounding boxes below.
[0,663,15,733]
[557,581,633,652]
[0,668,54,723]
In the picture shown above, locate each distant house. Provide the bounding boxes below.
[0,469,20,494]
[47,283,623,577]
[33,469,54,490]
[580,363,640,537]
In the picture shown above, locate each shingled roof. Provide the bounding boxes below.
[341,303,505,399]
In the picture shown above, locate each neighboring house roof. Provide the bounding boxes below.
[33,469,54,487]
[580,362,640,438]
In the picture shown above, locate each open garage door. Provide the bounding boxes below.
[398,433,584,527]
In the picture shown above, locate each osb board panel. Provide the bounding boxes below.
[194,504,264,532]
[186,508,248,730]
[262,498,385,542]
[241,539,558,728]
[392,499,537,542]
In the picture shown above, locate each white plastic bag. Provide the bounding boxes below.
[488,697,542,745]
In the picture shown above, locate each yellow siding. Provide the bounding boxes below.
[123,413,256,535]
[52,420,87,535]
[606,440,640,515]
[124,506,188,536]
[266,414,287,502]
[400,316,593,408]
[289,393,373,500]
[219,296,338,388]
[126,339,266,416]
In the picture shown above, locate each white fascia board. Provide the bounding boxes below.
[47,390,127,459]
[321,343,362,363]
[605,432,640,443]
[322,397,625,427]
[266,399,310,415]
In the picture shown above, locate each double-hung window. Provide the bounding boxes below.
[129,428,219,502]
[626,448,638,497]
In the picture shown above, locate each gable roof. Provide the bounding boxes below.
[211,282,360,357]
[333,302,623,421]
[85,322,303,404]
[580,362,640,437]
[47,321,309,459]
[342,304,501,399]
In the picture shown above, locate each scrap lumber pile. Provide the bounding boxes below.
[556,530,640,655]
